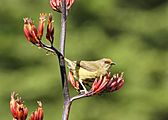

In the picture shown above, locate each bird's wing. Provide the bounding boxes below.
[77,60,100,72]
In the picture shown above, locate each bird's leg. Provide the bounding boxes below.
[79,79,88,94]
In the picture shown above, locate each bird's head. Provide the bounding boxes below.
[101,58,116,71]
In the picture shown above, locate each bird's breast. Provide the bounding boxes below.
[78,68,98,81]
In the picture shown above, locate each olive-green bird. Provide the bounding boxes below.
[65,58,116,93]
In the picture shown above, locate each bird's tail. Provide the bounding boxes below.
[64,58,76,70]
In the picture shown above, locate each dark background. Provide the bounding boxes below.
[0,0,168,119]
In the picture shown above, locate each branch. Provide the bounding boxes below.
[42,44,63,57]
[70,91,94,102]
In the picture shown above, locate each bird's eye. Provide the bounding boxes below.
[104,61,111,64]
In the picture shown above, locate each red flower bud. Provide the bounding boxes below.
[50,0,75,12]
[10,92,28,120]
[23,18,42,46]
[29,101,43,120]
[38,13,46,40]
[46,13,54,45]
[68,71,80,90]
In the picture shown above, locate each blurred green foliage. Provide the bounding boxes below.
[0,0,168,120]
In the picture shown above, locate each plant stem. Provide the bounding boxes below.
[58,0,94,119]
[70,91,94,102]
[59,0,71,120]
[60,0,67,54]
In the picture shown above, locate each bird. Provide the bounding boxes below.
[64,58,116,93]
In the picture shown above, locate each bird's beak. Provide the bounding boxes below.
[111,62,116,65]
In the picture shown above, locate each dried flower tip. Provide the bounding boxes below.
[10,92,28,120]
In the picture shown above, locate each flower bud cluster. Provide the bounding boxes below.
[10,92,43,120]
[10,92,28,120]
[23,13,54,47]
[50,0,75,12]
[91,72,124,94]
[68,72,124,95]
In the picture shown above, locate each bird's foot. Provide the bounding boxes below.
[79,89,88,94]
[79,79,88,94]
